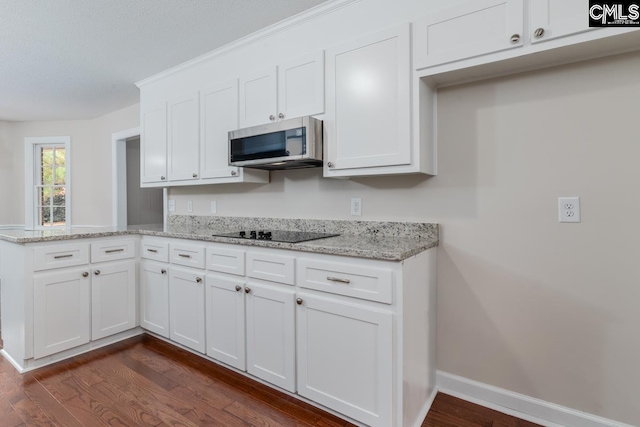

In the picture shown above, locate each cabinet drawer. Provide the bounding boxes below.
[171,243,206,269]
[141,239,170,262]
[297,258,393,304]
[91,239,136,263]
[33,243,90,271]
[206,246,245,276]
[247,252,295,285]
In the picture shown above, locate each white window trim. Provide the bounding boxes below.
[24,136,72,230]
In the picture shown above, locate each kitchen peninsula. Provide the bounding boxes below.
[0,216,438,427]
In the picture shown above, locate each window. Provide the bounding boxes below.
[25,137,71,230]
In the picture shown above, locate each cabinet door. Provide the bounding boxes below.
[245,282,296,392]
[325,24,411,172]
[167,92,200,182]
[239,66,277,128]
[414,0,524,69]
[140,261,170,338]
[169,267,206,353]
[34,267,91,359]
[530,0,594,44]
[277,51,324,120]
[297,294,393,427]
[141,102,168,184]
[200,80,241,179]
[205,274,246,370]
[91,261,137,340]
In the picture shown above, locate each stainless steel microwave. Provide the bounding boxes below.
[228,116,323,170]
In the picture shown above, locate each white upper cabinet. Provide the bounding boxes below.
[239,51,325,128]
[325,24,412,175]
[200,79,241,180]
[140,102,168,184]
[529,0,593,43]
[239,66,278,128]
[414,0,524,69]
[277,51,324,121]
[167,92,200,182]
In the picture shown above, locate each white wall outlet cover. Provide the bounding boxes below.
[558,197,580,223]
[351,198,362,216]
[168,199,176,212]
[210,201,217,214]
[187,200,193,212]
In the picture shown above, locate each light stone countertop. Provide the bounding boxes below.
[0,220,438,261]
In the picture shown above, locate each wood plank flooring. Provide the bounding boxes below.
[0,334,540,427]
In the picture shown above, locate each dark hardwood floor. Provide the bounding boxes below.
[0,334,540,426]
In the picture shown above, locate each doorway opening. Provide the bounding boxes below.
[112,128,165,228]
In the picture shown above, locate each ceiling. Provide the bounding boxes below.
[0,0,328,122]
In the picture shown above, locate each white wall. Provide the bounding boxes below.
[0,103,139,226]
[168,52,640,426]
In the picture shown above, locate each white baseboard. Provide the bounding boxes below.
[0,224,25,230]
[413,386,439,427]
[437,371,635,427]
[0,350,26,373]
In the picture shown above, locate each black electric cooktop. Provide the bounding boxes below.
[211,230,339,243]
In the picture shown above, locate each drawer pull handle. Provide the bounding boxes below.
[94,270,101,276]
[245,287,251,294]
[196,277,202,283]
[235,285,242,292]
[161,269,167,275]
[327,276,350,284]
[82,272,89,278]
[105,249,124,253]
[147,249,158,253]
[178,254,191,258]
[54,254,73,259]
[296,298,303,305]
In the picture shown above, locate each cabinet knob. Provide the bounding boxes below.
[161,269,167,275]
[231,170,237,176]
[278,113,285,120]
[296,298,303,305]
[161,176,166,181]
[94,270,101,276]
[245,286,251,294]
[196,277,202,283]
[192,173,198,178]
[82,272,89,278]
[533,27,545,38]
[235,285,242,292]
[510,34,520,44]
[327,162,334,168]
[269,115,275,121]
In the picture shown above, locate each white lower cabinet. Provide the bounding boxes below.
[91,261,137,341]
[296,294,393,427]
[245,281,296,392]
[169,266,206,353]
[34,267,91,359]
[205,273,246,370]
[140,260,170,338]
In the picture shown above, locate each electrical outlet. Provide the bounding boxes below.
[168,199,175,212]
[187,201,193,213]
[350,198,362,216]
[558,197,580,223]
[210,201,217,214]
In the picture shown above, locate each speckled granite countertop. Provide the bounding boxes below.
[0,217,439,261]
